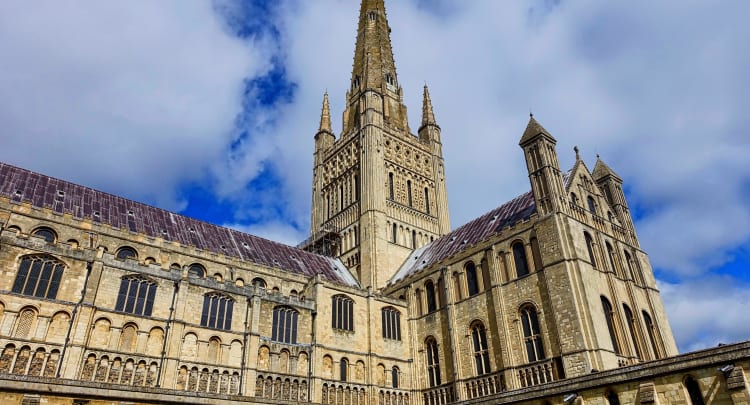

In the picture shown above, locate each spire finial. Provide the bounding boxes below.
[421,83,436,127]
[574,146,580,161]
[596,153,600,160]
[319,92,332,133]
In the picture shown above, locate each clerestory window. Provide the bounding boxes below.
[12,255,65,299]
[115,276,157,316]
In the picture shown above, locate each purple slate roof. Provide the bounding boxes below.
[390,191,536,285]
[0,163,357,286]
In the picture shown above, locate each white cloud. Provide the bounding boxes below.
[0,0,272,210]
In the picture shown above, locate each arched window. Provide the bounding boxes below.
[188,263,205,278]
[622,304,643,359]
[332,295,354,331]
[424,188,430,214]
[272,306,298,344]
[116,246,138,261]
[471,322,491,375]
[252,278,267,289]
[425,337,441,387]
[369,11,376,21]
[340,358,348,381]
[392,366,399,388]
[388,173,394,200]
[407,180,413,206]
[643,311,662,359]
[415,289,424,316]
[12,255,65,299]
[606,390,621,405]
[584,232,597,267]
[601,296,621,355]
[425,281,437,313]
[381,307,401,340]
[465,262,479,296]
[570,193,579,206]
[685,376,705,405]
[115,276,157,316]
[587,196,597,214]
[14,308,37,338]
[392,223,397,243]
[452,272,463,301]
[520,305,545,362]
[201,293,234,330]
[32,227,57,243]
[512,241,529,278]
[606,242,619,276]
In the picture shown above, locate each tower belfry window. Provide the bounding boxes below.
[385,73,395,86]
[369,11,376,21]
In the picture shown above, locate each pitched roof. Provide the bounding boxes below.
[519,115,555,145]
[592,158,622,182]
[0,162,358,287]
[390,191,536,285]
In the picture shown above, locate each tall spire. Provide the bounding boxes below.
[421,84,436,128]
[319,92,332,133]
[350,0,398,92]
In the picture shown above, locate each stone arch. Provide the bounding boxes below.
[95,355,109,382]
[81,353,96,380]
[146,327,164,357]
[297,351,309,375]
[28,347,46,376]
[119,323,138,352]
[181,332,198,360]
[207,336,222,363]
[279,349,290,374]
[229,340,242,367]
[176,366,188,390]
[108,357,123,383]
[12,346,31,375]
[91,318,111,348]
[258,345,270,370]
[14,306,38,338]
[46,311,70,344]
[0,344,16,373]
[322,355,334,379]
[44,350,60,377]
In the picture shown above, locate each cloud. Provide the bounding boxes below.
[0,0,272,210]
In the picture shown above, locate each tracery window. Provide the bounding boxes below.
[116,246,138,260]
[643,311,662,359]
[272,306,298,344]
[425,280,437,313]
[332,295,354,331]
[32,227,56,243]
[512,241,529,278]
[381,307,401,340]
[201,293,234,331]
[471,322,491,375]
[601,296,621,355]
[425,337,441,387]
[520,305,545,362]
[465,262,479,296]
[12,255,65,299]
[115,276,157,316]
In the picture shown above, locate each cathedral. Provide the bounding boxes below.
[0,1,748,404]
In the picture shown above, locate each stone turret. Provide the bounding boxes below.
[519,115,567,216]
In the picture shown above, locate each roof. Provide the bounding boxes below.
[519,115,555,145]
[390,191,536,285]
[0,163,358,287]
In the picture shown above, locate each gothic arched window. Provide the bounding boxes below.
[465,262,479,296]
[471,321,491,375]
[425,280,437,313]
[584,232,597,267]
[606,242,619,276]
[272,306,299,344]
[643,311,662,359]
[601,296,621,355]
[115,276,157,316]
[520,305,545,362]
[340,358,349,381]
[392,366,399,388]
[623,304,643,359]
[388,172,395,200]
[512,241,529,278]
[425,337,441,387]
[332,295,354,332]
[587,196,597,214]
[685,375,705,405]
[381,307,401,341]
[424,188,430,214]
[201,293,234,330]
[12,255,65,299]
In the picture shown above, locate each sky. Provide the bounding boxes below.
[0,0,748,353]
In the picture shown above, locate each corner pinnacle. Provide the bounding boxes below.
[421,84,436,127]
[319,92,332,133]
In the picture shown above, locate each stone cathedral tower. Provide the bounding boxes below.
[308,0,450,289]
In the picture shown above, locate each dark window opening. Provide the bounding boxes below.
[12,255,65,299]
[512,242,529,278]
[471,322,491,375]
[465,262,479,296]
[201,293,234,330]
[520,305,545,362]
[601,296,621,355]
[272,306,298,344]
[332,295,354,332]
[115,276,156,316]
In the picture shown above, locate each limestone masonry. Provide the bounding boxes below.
[0,1,748,404]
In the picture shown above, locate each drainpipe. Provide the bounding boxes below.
[58,261,92,378]
[240,296,251,395]
[156,279,179,387]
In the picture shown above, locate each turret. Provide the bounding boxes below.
[519,115,566,216]
[592,157,638,246]
[311,92,336,233]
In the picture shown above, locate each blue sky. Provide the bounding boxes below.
[1,0,749,352]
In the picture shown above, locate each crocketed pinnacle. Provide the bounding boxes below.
[319,92,332,133]
[520,115,556,145]
[421,84,436,127]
